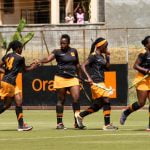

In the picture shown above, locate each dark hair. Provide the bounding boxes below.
[61,34,70,44]
[78,7,83,12]
[90,37,106,54]
[6,40,23,54]
[141,36,150,46]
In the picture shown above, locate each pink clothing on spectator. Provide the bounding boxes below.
[76,13,84,24]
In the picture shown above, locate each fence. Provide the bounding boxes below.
[1,27,149,62]
[1,27,150,103]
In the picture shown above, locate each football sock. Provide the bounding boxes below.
[124,102,142,116]
[15,106,24,127]
[72,102,80,125]
[56,105,64,124]
[72,102,80,113]
[103,101,111,126]
[0,101,7,114]
[80,98,103,118]
[0,105,6,114]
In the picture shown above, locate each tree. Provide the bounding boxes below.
[0,18,34,50]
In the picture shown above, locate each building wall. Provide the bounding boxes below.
[3,0,19,24]
[2,0,34,24]
[1,0,150,27]
[105,0,150,28]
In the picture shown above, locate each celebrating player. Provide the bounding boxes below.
[120,36,150,129]
[36,34,81,129]
[0,40,38,131]
[75,37,118,130]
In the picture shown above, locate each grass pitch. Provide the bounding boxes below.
[0,110,150,150]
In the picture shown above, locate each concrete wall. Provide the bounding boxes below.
[1,0,150,27]
[2,0,34,24]
[3,0,19,24]
[1,24,149,64]
[105,0,150,28]
[1,0,150,64]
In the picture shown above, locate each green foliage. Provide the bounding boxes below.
[17,18,26,33]
[21,32,34,46]
[0,33,7,49]
[11,32,22,42]
[0,18,34,50]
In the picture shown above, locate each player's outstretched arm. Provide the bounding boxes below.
[38,53,55,64]
[25,63,39,71]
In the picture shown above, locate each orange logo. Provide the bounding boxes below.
[71,52,75,56]
[32,79,56,92]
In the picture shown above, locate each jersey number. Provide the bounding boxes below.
[6,57,14,70]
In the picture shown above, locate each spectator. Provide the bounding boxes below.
[74,3,85,24]
[65,12,74,24]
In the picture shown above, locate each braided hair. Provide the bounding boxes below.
[90,37,106,54]
[6,40,23,55]
[141,36,150,46]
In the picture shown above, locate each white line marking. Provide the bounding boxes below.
[0,133,150,141]
[69,140,150,144]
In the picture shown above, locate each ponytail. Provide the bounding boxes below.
[5,40,23,55]
[5,43,11,55]
[90,41,96,54]
[141,36,150,46]
[89,37,106,55]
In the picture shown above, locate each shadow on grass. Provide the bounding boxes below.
[55,127,103,131]
[0,129,17,132]
[60,128,148,132]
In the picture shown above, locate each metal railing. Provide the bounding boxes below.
[1,27,149,65]
[1,27,150,103]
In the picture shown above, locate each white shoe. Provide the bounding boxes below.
[103,123,118,131]
[18,123,33,131]
[75,112,86,129]
[56,123,67,130]
[146,127,150,131]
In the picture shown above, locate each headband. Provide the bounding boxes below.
[96,40,107,48]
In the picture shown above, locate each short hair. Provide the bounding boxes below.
[61,34,70,44]
[141,36,150,46]
[6,40,23,54]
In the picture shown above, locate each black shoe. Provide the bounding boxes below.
[74,123,79,128]
[74,123,86,129]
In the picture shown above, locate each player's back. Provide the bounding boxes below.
[2,52,25,86]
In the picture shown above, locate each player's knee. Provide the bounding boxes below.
[72,97,80,103]
[103,102,111,110]
[103,97,110,103]
[138,101,145,107]
[0,103,5,114]
[72,93,80,102]
[57,94,65,101]
[5,103,11,109]
[91,104,100,112]
[57,99,65,106]
[15,100,22,106]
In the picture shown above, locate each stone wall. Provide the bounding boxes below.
[105,0,150,28]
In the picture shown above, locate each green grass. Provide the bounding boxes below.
[0,110,150,150]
